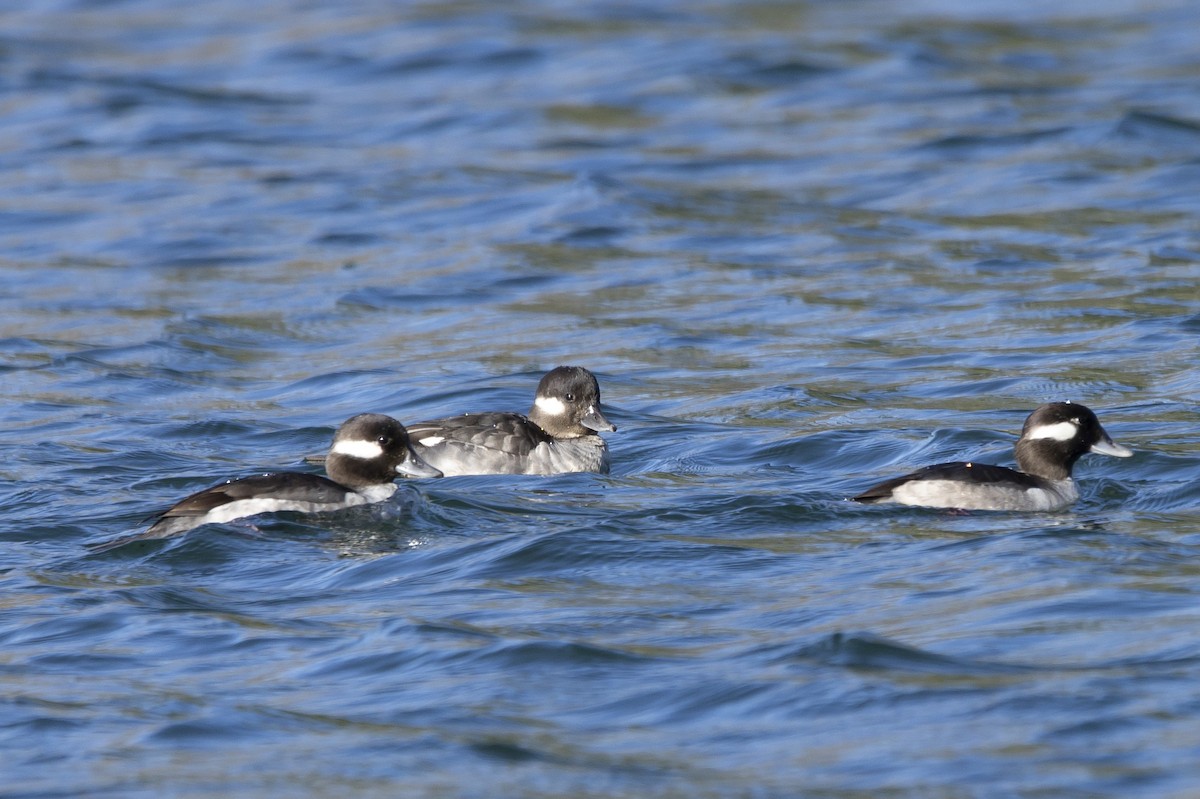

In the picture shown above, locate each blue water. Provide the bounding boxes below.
[2,0,1200,795]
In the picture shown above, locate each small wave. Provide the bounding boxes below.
[784,631,1200,677]
[783,631,1031,676]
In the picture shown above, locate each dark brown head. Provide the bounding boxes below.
[1014,402,1131,480]
[527,366,617,439]
[325,413,442,486]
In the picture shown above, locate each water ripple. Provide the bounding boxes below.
[2,0,1200,796]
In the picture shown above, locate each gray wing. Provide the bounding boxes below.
[155,473,350,517]
[407,413,552,475]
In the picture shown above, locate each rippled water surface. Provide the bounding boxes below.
[2,0,1200,796]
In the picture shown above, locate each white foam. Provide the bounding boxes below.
[535,395,566,416]
[330,438,385,460]
[1025,421,1078,442]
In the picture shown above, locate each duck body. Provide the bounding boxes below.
[408,411,610,476]
[405,366,616,476]
[140,472,402,538]
[853,402,1132,512]
[91,413,440,550]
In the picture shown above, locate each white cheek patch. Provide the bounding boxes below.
[418,436,445,447]
[535,395,567,416]
[330,438,385,460]
[1026,421,1079,442]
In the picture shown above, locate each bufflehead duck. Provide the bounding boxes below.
[90,414,441,550]
[407,365,617,476]
[852,402,1132,511]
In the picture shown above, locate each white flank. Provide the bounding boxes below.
[535,395,567,416]
[892,479,1076,512]
[204,485,395,525]
[330,438,385,460]
[418,436,445,447]
[1026,420,1078,442]
[204,495,367,525]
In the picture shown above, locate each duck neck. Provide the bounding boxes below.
[1014,439,1078,482]
[325,454,391,488]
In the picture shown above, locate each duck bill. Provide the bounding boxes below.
[396,447,443,478]
[1091,429,1133,458]
[581,405,617,433]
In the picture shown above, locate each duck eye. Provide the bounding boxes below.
[377,435,392,447]
[565,393,575,402]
